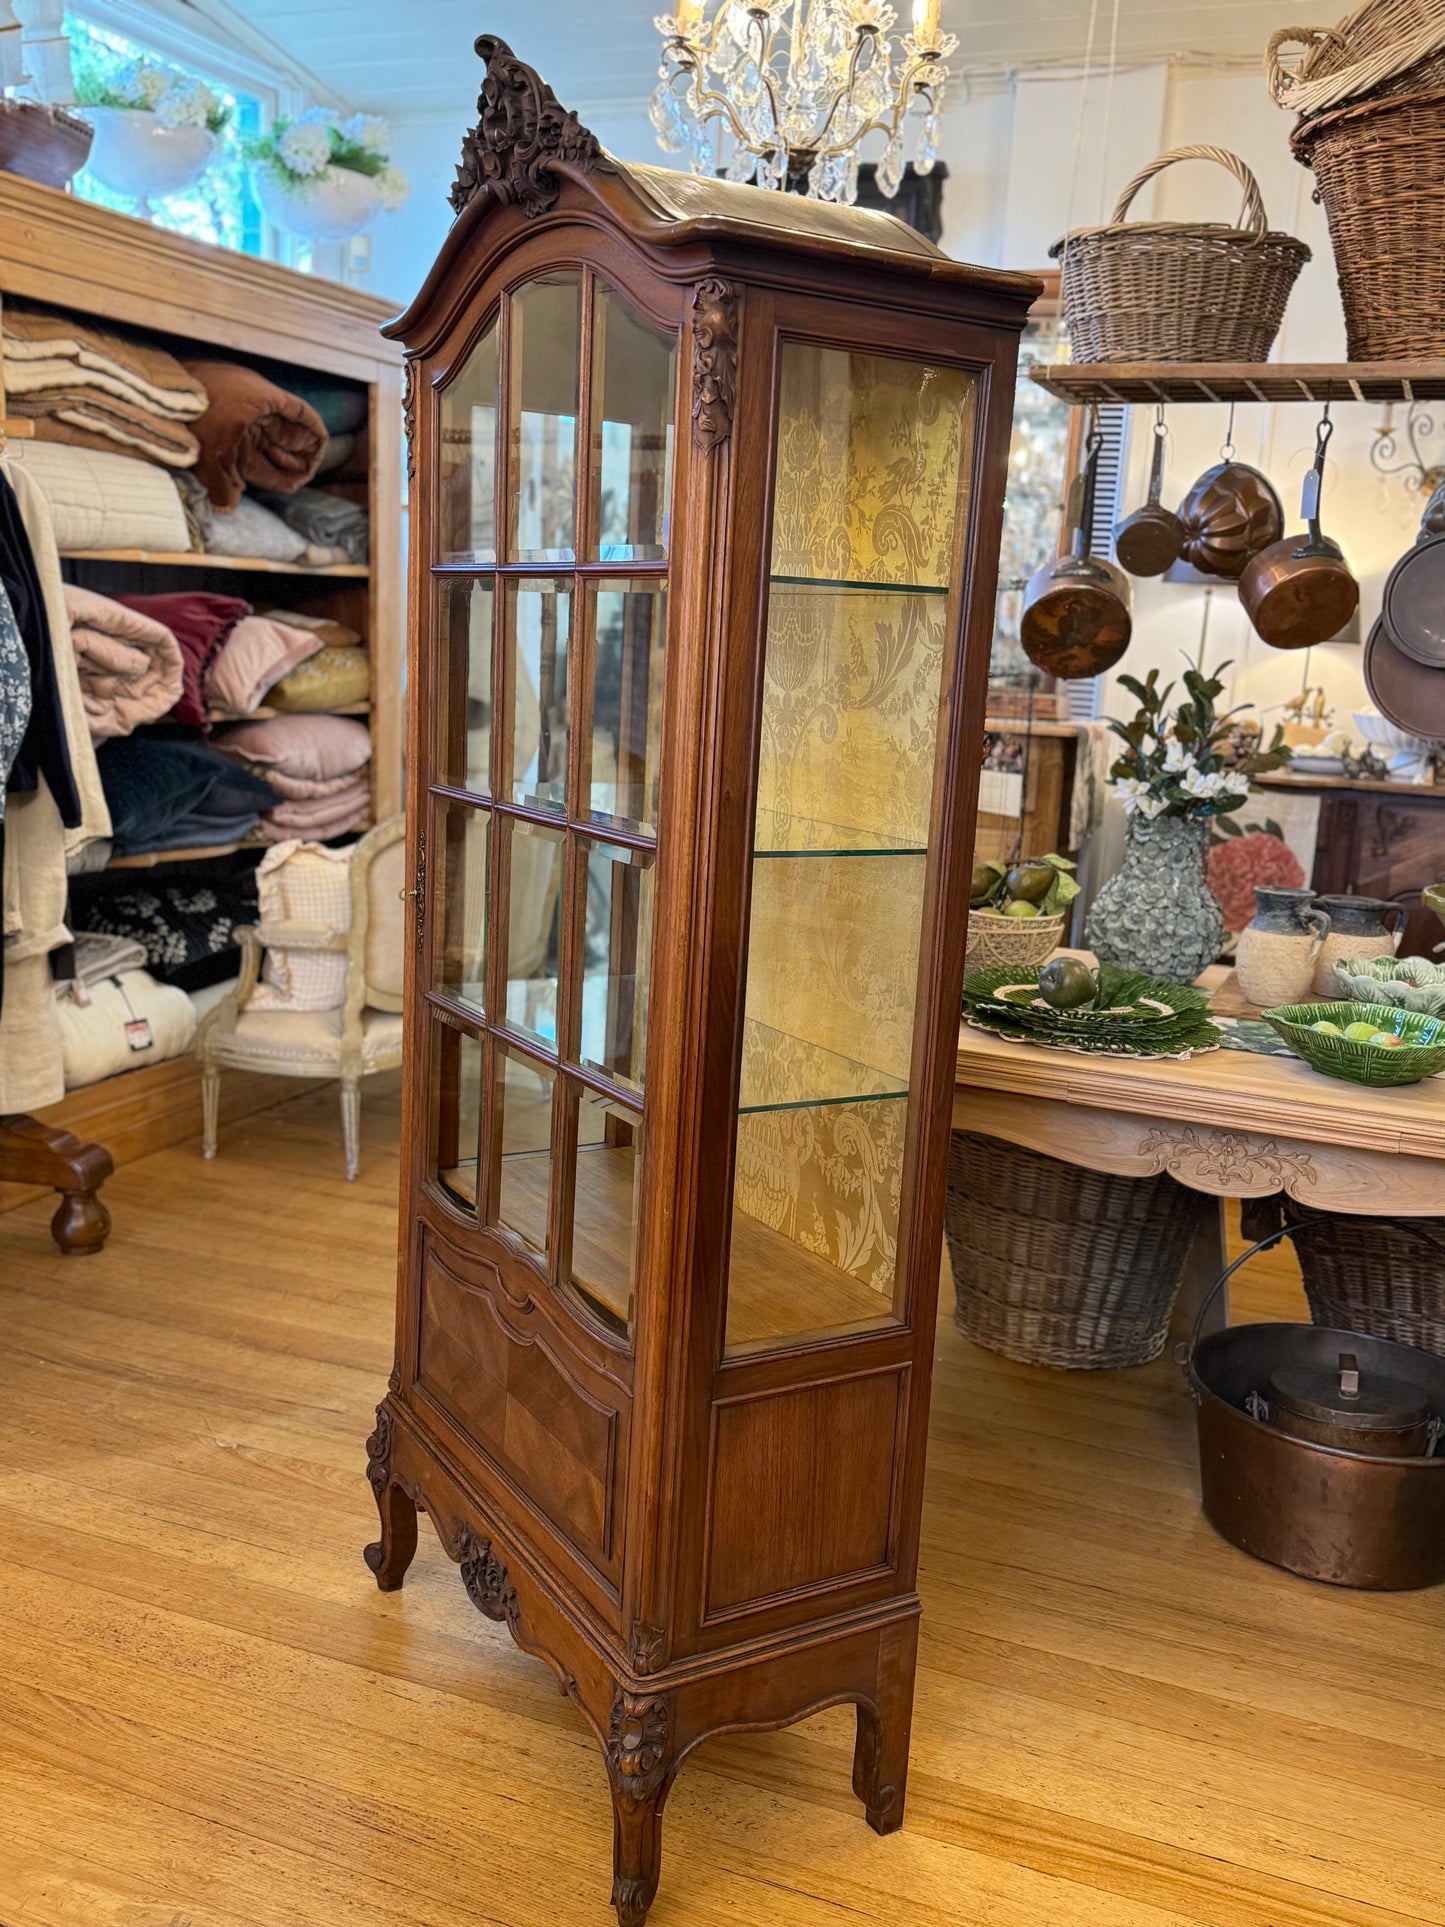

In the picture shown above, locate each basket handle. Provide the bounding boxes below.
[1265,26,1347,106]
[1109,145,1269,239]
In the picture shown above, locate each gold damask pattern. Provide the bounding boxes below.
[735,1097,905,1297]
[770,347,975,587]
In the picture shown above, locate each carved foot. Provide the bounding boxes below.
[363,1404,418,1591]
[853,1695,910,1836]
[51,1185,112,1256]
[606,1687,673,1927]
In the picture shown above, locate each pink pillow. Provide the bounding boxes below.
[215,713,371,783]
[204,614,323,716]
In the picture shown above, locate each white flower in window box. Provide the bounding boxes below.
[75,55,228,217]
[246,109,411,244]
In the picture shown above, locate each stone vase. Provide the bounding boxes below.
[1086,812,1224,985]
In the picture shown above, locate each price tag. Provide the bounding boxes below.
[124,1018,153,1052]
[1300,466,1321,521]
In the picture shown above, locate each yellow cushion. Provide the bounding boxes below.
[267,645,371,713]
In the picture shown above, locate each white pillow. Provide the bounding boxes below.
[247,838,353,1012]
[21,440,191,554]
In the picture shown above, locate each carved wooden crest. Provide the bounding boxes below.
[457,1521,521,1631]
[451,35,607,219]
[691,277,739,452]
[401,361,417,485]
[364,1403,394,1499]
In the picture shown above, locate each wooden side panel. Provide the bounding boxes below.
[703,1368,906,1619]
[417,1234,618,1562]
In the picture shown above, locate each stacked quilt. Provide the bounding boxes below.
[2,307,206,469]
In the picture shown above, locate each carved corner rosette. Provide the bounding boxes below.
[364,1402,394,1499]
[451,35,607,219]
[605,1686,673,1800]
[624,1620,666,1678]
[456,1520,521,1632]
[691,277,739,453]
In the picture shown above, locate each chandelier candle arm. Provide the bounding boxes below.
[651,0,958,202]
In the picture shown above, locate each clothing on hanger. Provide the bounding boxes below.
[0,464,80,828]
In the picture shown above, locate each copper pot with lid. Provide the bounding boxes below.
[1239,416,1359,649]
[1259,1351,1440,1459]
[1020,426,1133,679]
[1178,456,1283,579]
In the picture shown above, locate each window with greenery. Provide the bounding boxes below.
[67,15,267,255]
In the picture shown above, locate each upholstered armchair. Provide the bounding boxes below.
[197,815,406,1180]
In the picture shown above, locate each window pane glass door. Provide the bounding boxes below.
[724,343,977,1358]
[426,273,673,1349]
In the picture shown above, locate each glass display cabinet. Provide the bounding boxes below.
[366,36,1037,1927]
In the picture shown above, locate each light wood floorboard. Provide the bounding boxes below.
[0,1075,1440,1926]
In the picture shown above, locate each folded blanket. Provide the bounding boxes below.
[97,735,277,852]
[262,774,370,829]
[282,379,368,437]
[22,440,191,554]
[63,585,184,741]
[3,309,208,419]
[183,360,327,512]
[205,614,323,717]
[16,393,200,469]
[258,794,370,843]
[113,591,250,727]
[120,808,262,856]
[68,931,150,986]
[241,763,361,802]
[256,606,361,649]
[253,483,369,563]
[68,870,260,992]
[215,712,371,783]
[173,473,307,564]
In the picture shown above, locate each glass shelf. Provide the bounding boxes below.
[769,573,949,596]
[737,1018,907,1115]
[753,808,926,858]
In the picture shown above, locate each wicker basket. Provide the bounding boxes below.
[1268,0,1445,119]
[1291,91,1445,359]
[963,909,1065,977]
[1051,146,1310,364]
[944,1131,1208,1369]
[1283,1197,1445,1357]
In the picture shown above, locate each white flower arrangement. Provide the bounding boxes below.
[76,54,231,136]
[1107,657,1290,823]
[245,107,411,211]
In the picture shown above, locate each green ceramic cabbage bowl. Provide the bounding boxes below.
[1262,1000,1445,1087]
[1332,954,1445,1016]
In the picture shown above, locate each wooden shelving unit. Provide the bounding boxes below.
[62,547,370,577]
[106,839,259,870]
[1029,359,1445,407]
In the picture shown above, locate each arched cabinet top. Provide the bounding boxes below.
[385,35,1039,354]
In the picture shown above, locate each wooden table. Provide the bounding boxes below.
[952,969,1445,1329]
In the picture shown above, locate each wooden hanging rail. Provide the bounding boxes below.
[1029,360,1445,407]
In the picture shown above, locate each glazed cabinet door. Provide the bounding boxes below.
[410,261,679,1593]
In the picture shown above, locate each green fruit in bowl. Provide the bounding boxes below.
[1370,1032,1405,1048]
[1343,1020,1378,1041]
[1038,958,1096,1010]
[1311,1020,1342,1035]
[1001,898,1038,917]
[971,863,1002,907]
[1006,862,1055,903]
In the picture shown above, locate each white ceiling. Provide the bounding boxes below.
[232,1,1330,120]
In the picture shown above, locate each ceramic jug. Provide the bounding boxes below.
[1311,894,1405,997]
[1235,887,1330,1006]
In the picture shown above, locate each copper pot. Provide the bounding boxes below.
[1021,428,1133,678]
[1239,421,1358,648]
[1178,460,1283,579]
[1115,412,1184,578]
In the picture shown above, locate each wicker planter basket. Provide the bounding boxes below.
[1291,90,1445,359]
[1051,145,1309,364]
[963,909,1065,977]
[1283,1197,1445,1357]
[945,1131,1208,1369]
[1268,0,1445,120]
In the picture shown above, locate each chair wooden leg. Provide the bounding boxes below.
[340,1077,361,1181]
[201,1064,220,1160]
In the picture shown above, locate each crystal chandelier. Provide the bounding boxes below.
[650,1,958,203]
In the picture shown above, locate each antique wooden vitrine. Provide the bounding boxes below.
[366,36,1036,1926]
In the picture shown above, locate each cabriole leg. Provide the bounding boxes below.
[852,1618,919,1835]
[363,1404,417,1590]
[605,1686,673,1927]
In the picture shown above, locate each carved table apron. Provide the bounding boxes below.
[953,1012,1445,1329]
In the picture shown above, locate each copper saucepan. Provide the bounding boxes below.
[1021,428,1133,679]
[1239,417,1359,649]
[1115,408,1184,578]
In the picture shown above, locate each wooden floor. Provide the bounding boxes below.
[1,1075,1442,1927]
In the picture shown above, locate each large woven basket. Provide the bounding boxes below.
[1291,91,1445,359]
[1283,1197,1445,1357]
[945,1131,1208,1369]
[1051,146,1310,365]
[1268,0,1445,119]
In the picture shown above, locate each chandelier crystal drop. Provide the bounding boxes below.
[650,0,958,203]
